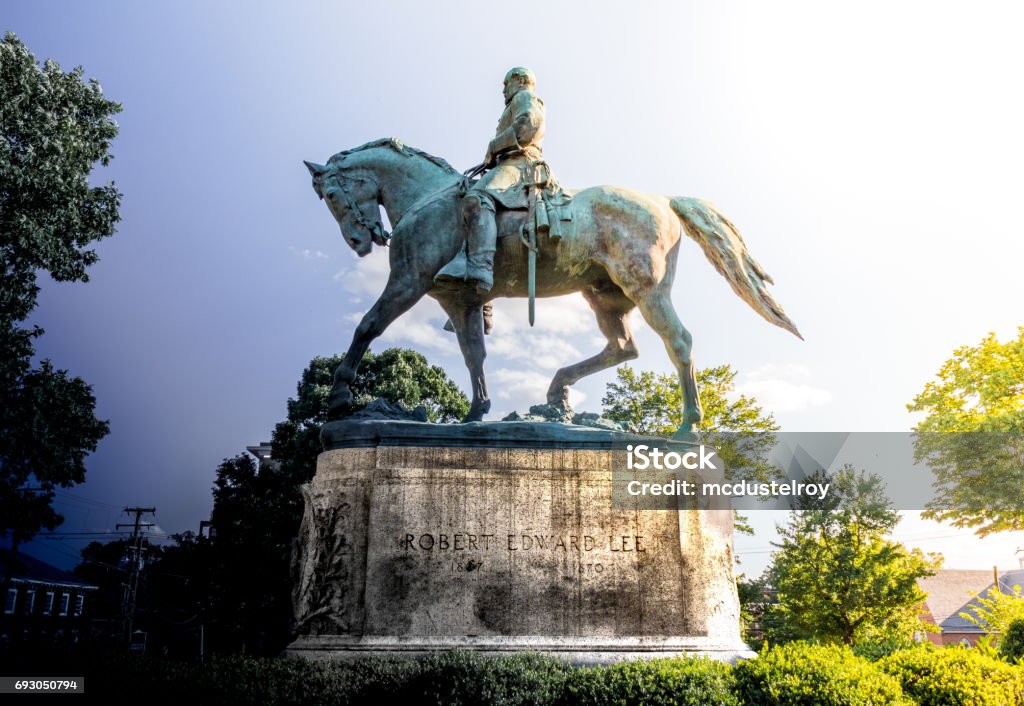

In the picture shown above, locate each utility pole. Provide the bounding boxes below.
[117,506,155,647]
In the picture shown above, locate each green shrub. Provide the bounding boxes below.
[1001,618,1024,663]
[559,657,739,706]
[852,636,919,662]
[394,651,569,706]
[879,644,1024,706]
[733,642,910,706]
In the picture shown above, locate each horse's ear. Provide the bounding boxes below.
[304,160,328,177]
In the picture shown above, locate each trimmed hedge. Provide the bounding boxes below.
[7,642,1024,705]
[879,643,1024,706]
[390,651,570,706]
[558,656,740,706]
[733,643,911,706]
[1,648,568,706]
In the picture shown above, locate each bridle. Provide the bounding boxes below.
[318,167,391,246]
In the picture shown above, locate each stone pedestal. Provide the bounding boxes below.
[287,420,751,663]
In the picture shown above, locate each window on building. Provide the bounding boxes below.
[24,590,35,615]
[43,591,55,615]
[4,588,16,615]
[59,592,70,617]
[73,594,84,617]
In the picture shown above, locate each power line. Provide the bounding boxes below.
[23,540,86,564]
[52,490,124,510]
[38,532,131,538]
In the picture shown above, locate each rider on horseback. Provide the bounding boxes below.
[434,67,550,294]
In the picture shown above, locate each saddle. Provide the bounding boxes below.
[480,160,576,247]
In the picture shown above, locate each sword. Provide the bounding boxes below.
[524,186,541,326]
[528,220,537,327]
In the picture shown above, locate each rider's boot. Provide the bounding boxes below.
[464,195,497,294]
[433,194,497,293]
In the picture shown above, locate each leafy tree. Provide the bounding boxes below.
[736,573,773,649]
[908,328,1024,536]
[1,34,118,564]
[1001,618,1024,662]
[765,465,939,646]
[602,364,780,496]
[200,453,299,653]
[603,364,778,437]
[960,582,1024,644]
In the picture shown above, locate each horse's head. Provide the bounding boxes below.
[304,160,389,258]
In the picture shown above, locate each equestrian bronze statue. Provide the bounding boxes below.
[304,69,800,438]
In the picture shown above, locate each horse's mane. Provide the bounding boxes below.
[327,137,459,176]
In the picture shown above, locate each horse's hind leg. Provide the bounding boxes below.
[632,282,703,437]
[435,293,491,422]
[546,282,639,409]
[610,242,702,437]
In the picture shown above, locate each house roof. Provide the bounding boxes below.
[1,552,97,590]
[919,569,1024,633]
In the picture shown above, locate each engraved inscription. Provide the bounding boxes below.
[400,532,647,552]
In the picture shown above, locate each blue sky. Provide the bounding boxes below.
[6,1,1024,574]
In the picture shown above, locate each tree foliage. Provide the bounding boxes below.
[0,33,119,546]
[1001,618,1024,662]
[205,453,297,653]
[765,465,939,646]
[959,582,1024,643]
[603,364,778,437]
[602,364,780,486]
[908,328,1024,535]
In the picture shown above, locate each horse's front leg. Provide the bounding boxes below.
[330,275,430,415]
[435,293,490,422]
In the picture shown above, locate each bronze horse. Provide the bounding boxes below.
[305,138,800,437]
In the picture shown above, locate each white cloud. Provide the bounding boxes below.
[333,248,390,295]
[735,364,832,412]
[345,299,457,354]
[490,367,587,408]
[485,295,607,370]
[288,245,329,260]
[744,363,813,381]
[490,368,550,401]
[490,295,597,336]
[487,331,583,370]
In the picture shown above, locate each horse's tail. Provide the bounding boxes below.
[669,196,802,339]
